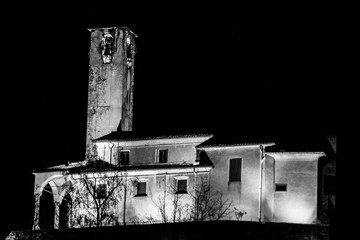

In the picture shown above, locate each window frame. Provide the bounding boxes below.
[229,158,242,182]
[134,179,148,197]
[157,149,168,163]
[118,150,130,166]
[174,176,189,194]
[275,183,287,192]
[95,183,107,199]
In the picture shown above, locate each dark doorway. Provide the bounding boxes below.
[59,193,72,229]
[39,184,55,230]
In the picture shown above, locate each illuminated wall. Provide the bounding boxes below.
[33,165,212,228]
[124,173,197,223]
[262,157,275,222]
[201,145,263,221]
[198,147,323,224]
[265,152,323,224]
[94,136,212,165]
[32,146,324,228]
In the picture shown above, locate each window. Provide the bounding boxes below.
[96,184,107,199]
[176,179,187,194]
[135,182,147,196]
[196,150,201,161]
[275,184,287,192]
[158,149,168,163]
[118,151,129,166]
[229,158,242,182]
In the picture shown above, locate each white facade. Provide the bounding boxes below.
[32,26,326,230]
[32,135,213,229]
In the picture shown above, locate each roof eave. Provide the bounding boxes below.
[93,134,214,143]
[196,142,275,150]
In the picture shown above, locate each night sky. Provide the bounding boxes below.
[2,4,342,237]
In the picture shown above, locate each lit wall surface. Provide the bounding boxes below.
[266,152,321,224]
[204,146,262,221]
[94,136,210,165]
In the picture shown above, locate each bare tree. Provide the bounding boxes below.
[68,167,126,228]
[151,178,188,223]
[188,177,235,221]
[151,176,234,223]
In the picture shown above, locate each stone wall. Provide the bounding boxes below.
[86,27,136,157]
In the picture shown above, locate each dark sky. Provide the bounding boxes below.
[2,3,342,237]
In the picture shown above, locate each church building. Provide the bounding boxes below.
[32,26,331,230]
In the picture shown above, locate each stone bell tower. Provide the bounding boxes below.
[86,26,137,158]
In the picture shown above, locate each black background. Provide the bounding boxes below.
[2,3,343,237]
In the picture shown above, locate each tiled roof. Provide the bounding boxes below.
[34,160,213,173]
[93,131,213,142]
[195,132,275,149]
[196,142,275,148]
[195,130,333,155]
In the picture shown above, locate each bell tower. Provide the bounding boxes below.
[86,26,137,158]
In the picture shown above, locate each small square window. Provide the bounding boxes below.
[158,149,168,163]
[176,179,187,194]
[96,184,107,199]
[275,184,287,192]
[136,182,147,196]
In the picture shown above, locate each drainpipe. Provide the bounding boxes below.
[109,142,115,164]
[123,174,127,225]
[193,166,197,189]
[259,145,266,222]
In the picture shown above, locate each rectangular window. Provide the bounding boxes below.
[158,149,168,163]
[229,158,242,182]
[136,182,147,196]
[118,151,130,166]
[95,184,107,199]
[275,184,287,192]
[196,150,201,161]
[177,179,187,194]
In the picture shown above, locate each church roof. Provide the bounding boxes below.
[194,130,332,157]
[93,131,213,142]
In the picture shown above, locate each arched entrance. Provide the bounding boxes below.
[59,193,72,229]
[39,183,55,229]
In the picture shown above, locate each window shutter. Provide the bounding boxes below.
[119,151,129,165]
[159,149,168,163]
[229,158,242,182]
[177,179,187,193]
[137,182,146,195]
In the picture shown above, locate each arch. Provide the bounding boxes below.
[39,183,55,230]
[59,193,72,229]
[35,174,67,230]
[58,178,74,204]
[48,181,60,203]
[36,174,65,195]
